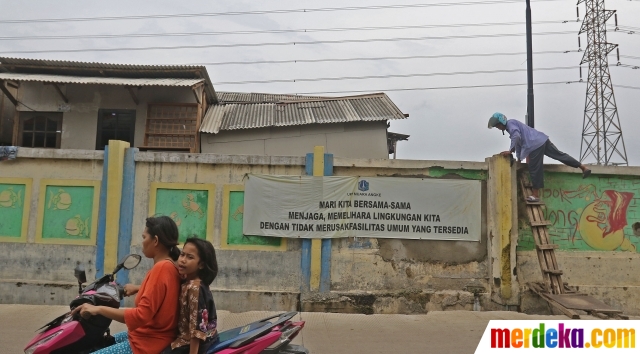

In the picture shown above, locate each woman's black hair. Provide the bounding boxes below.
[145,216,180,261]
[184,237,218,286]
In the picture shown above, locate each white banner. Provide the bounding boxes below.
[243,174,481,240]
[476,320,638,352]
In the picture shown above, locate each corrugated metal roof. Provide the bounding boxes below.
[200,92,407,134]
[0,57,205,73]
[0,72,204,87]
[0,56,217,103]
[217,91,325,103]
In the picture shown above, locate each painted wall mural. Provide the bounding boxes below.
[0,179,32,242]
[227,191,281,247]
[518,172,640,252]
[36,180,100,245]
[220,185,285,251]
[149,183,215,243]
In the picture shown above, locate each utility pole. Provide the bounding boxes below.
[578,0,628,165]
[525,0,535,128]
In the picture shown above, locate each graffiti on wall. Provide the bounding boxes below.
[518,172,640,252]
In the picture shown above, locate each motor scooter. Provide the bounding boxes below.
[25,255,310,354]
[24,254,143,354]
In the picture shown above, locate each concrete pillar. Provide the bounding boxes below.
[486,155,520,305]
[104,140,130,273]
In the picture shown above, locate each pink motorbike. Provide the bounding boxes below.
[24,254,142,354]
[24,254,309,354]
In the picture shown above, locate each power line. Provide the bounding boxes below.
[619,55,640,61]
[283,81,640,95]
[613,63,640,69]
[213,66,579,85]
[188,50,580,66]
[0,31,576,54]
[0,0,565,24]
[278,80,585,95]
[205,62,638,86]
[608,27,640,35]
[0,20,581,41]
[617,84,640,90]
[616,25,640,31]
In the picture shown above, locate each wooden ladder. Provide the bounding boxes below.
[518,173,565,295]
[518,172,628,319]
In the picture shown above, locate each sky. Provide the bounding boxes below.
[0,0,638,164]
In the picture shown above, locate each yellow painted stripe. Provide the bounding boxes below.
[313,146,325,177]
[104,140,129,273]
[310,146,325,290]
[310,239,322,290]
[496,156,512,299]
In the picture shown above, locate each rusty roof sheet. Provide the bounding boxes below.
[0,72,204,87]
[0,56,217,102]
[200,92,406,134]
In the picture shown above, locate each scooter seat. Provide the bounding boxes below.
[208,322,271,353]
[207,312,297,353]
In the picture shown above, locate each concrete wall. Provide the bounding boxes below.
[0,147,491,313]
[4,147,638,315]
[14,82,197,150]
[201,121,389,159]
[128,156,307,294]
[130,153,491,312]
[515,164,640,316]
[0,149,103,304]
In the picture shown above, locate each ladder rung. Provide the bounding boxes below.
[542,268,564,275]
[530,220,552,227]
[536,244,559,250]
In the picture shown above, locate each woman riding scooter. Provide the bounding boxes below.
[72,216,182,354]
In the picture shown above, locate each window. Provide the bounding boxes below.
[96,109,136,150]
[18,113,62,148]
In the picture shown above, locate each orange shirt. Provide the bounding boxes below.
[124,259,180,354]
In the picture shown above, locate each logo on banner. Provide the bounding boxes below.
[476,320,637,353]
[358,180,369,192]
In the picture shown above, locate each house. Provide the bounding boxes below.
[0,57,216,152]
[0,57,409,158]
[200,92,409,159]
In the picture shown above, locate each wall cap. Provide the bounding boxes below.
[134,152,306,165]
[335,157,488,170]
[12,148,640,176]
[16,148,104,160]
[541,163,640,176]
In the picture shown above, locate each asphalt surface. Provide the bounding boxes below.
[6,304,583,354]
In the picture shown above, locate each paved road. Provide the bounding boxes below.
[6,305,579,354]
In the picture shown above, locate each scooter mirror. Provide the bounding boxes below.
[74,264,87,284]
[122,254,142,270]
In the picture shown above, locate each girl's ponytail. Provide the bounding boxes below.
[169,245,180,261]
[145,216,180,260]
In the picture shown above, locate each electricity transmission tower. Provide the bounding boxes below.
[578,0,628,165]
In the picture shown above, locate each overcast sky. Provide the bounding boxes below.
[0,0,638,164]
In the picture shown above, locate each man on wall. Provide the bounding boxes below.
[488,112,591,202]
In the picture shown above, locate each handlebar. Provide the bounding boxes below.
[117,284,125,300]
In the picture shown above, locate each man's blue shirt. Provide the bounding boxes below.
[506,119,548,160]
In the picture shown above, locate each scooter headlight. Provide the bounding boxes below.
[24,330,63,354]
